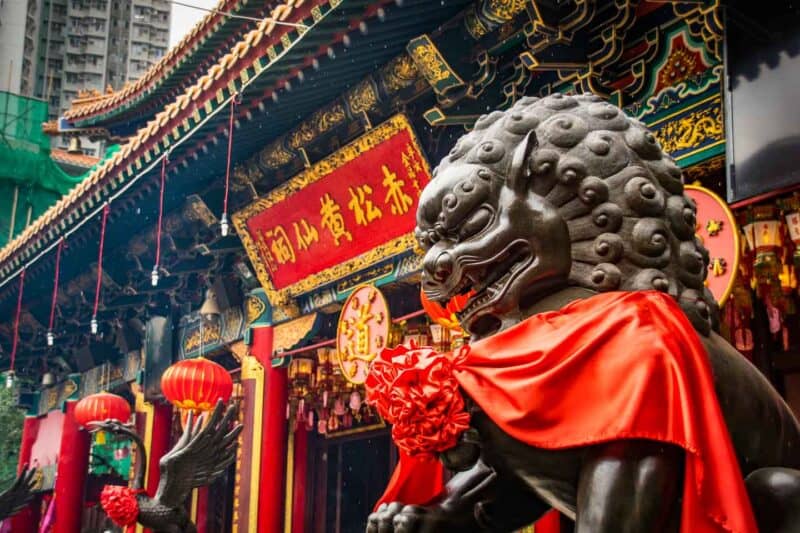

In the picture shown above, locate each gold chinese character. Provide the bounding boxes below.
[348,185,383,226]
[382,164,413,215]
[255,229,277,269]
[266,225,296,264]
[293,219,319,251]
[320,193,353,246]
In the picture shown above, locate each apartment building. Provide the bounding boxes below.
[0,0,170,155]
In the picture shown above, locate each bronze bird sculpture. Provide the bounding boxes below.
[91,400,241,533]
[0,467,37,521]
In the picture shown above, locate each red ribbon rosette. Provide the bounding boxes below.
[365,343,470,456]
[100,485,141,527]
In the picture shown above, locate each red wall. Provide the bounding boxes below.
[29,410,64,467]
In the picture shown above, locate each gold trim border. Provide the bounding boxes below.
[232,114,431,304]
[685,184,740,307]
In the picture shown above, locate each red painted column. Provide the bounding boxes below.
[291,425,308,533]
[145,402,172,497]
[53,401,90,533]
[195,487,209,533]
[251,324,289,533]
[10,416,41,531]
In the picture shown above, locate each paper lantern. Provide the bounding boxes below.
[75,392,132,426]
[160,357,233,412]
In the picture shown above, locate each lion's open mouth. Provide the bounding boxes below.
[454,240,533,323]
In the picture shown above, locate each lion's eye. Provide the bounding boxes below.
[458,207,492,240]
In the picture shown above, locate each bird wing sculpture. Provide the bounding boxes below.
[0,467,37,521]
[154,400,242,510]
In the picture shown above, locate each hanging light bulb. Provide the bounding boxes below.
[47,329,55,346]
[5,371,14,389]
[91,316,99,334]
[220,212,230,237]
[151,266,159,287]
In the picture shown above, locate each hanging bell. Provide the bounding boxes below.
[46,329,55,347]
[151,266,159,287]
[220,212,230,237]
[91,316,99,335]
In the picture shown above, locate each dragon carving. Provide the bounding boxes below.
[0,467,37,522]
[367,95,800,532]
[92,400,241,533]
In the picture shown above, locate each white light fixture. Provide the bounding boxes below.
[220,213,230,237]
[46,329,55,346]
[91,316,99,334]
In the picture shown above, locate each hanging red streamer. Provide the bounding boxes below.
[93,204,110,319]
[49,238,64,332]
[9,269,25,373]
[222,94,239,216]
[155,155,167,269]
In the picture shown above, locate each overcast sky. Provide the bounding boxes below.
[169,0,219,48]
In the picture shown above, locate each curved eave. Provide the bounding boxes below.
[62,0,271,130]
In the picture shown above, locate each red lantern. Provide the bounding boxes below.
[160,357,233,412]
[75,392,132,426]
[420,289,473,332]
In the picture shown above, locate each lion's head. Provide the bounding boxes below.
[415,94,718,338]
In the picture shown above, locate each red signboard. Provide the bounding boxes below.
[233,115,432,303]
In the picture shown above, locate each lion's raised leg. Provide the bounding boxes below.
[575,440,682,533]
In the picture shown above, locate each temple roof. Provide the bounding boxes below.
[60,0,277,133]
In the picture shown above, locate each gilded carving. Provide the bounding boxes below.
[312,103,346,135]
[657,46,699,90]
[381,55,418,93]
[260,140,294,169]
[289,122,315,150]
[654,105,723,154]
[484,0,527,23]
[409,40,452,85]
[464,6,489,40]
[246,295,267,325]
[347,80,379,115]
[684,156,724,183]
[183,322,222,352]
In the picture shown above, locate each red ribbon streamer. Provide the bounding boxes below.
[155,156,167,269]
[222,95,238,216]
[10,269,25,372]
[93,204,110,318]
[49,239,64,332]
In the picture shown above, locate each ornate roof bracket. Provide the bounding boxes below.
[250,55,421,176]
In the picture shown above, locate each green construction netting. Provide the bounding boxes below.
[0,91,119,248]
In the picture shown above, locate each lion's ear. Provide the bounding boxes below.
[508,131,538,193]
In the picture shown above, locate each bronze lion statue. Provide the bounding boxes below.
[367,94,800,532]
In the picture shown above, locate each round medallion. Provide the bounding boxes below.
[336,285,391,384]
[684,185,740,306]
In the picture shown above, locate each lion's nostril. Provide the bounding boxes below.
[433,253,454,282]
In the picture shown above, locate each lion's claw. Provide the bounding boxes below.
[366,503,433,533]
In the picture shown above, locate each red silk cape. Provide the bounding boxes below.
[376,291,757,532]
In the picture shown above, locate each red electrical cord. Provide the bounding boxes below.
[222,94,239,217]
[93,204,110,319]
[10,269,25,373]
[155,155,167,270]
[48,238,64,332]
